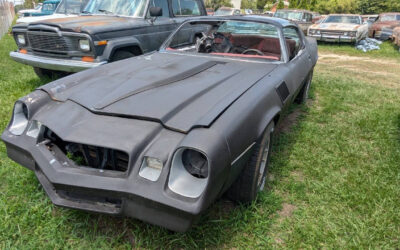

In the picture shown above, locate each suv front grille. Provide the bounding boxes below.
[28,32,69,53]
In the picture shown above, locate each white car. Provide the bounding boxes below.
[308,14,368,43]
[17,4,43,17]
[16,0,88,24]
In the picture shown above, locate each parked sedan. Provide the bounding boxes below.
[274,9,314,34]
[392,26,400,51]
[308,14,368,43]
[2,16,317,232]
[214,7,241,16]
[369,13,400,40]
[21,0,61,17]
[17,3,43,17]
[16,0,89,24]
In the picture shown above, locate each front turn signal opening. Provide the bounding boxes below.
[19,49,27,54]
[82,56,94,62]
[95,40,108,46]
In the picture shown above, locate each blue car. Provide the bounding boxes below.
[23,0,61,17]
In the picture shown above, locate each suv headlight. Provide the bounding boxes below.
[9,101,29,136]
[79,39,91,52]
[17,34,26,45]
[168,148,209,198]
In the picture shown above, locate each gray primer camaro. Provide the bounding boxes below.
[1,16,318,232]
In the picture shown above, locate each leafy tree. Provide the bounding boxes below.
[277,0,285,9]
[205,0,233,9]
[241,0,257,9]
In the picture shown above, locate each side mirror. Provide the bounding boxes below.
[149,6,162,17]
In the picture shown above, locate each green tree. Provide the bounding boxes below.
[205,0,233,9]
[277,0,285,9]
[242,0,257,9]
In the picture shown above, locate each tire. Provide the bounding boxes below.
[295,70,313,104]
[33,67,68,80]
[227,122,275,204]
[110,50,135,62]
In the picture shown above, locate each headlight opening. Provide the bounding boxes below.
[79,39,91,52]
[168,148,209,198]
[9,101,29,136]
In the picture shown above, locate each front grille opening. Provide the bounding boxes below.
[44,128,129,172]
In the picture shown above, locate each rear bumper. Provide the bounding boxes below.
[10,51,107,72]
[309,34,357,43]
[1,129,197,232]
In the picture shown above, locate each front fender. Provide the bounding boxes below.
[98,37,143,61]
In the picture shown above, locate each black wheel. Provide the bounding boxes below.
[295,70,313,104]
[110,50,135,62]
[227,122,275,204]
[33,67,68,79]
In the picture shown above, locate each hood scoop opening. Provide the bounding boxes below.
[93,60,223,110]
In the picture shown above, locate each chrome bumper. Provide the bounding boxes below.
[10,51,107,72]
[309,34,357,43]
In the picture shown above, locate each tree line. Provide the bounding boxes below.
[218,0,400,14]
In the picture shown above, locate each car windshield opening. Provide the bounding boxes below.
[379,14,400,21]
[56,0,90,14]
[324,15,361,24]
[84,0,147,17]
[164,20,283,61]
[274,11,303,21]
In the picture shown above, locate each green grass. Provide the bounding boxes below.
[318,41,400,61]
[0,32,400,248]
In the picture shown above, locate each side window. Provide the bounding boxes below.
[283,27,303,60]
[306,13,312,22]
[172,0,201,16]
[148,0,170,17]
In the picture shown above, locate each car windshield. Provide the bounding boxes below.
[274,11,303,21]
[84,0,147,17]
[214,9,232,16]
[163,20,283,61]
[56,0,90,14]
[35,4,42,10]
[324,15,361,24]
[379,14,400,21]
[42,3,58,11]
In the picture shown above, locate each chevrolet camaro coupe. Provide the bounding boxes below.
[2,16,318,232]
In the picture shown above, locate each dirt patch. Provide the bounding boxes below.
[318,53,400,66]
[278,203,297,218]
[276,108,303,134]
[290,170,305,182]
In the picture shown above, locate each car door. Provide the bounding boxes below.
[282,26,312,99]
[142,0,177,52]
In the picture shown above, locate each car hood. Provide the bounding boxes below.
[40,53,277,133]
[311,22,361,31]
[29,15,149,34]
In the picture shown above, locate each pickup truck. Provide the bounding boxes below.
[10,0,207,78]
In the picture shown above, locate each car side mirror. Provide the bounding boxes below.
[149,6,162,17]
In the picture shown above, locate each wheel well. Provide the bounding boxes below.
[273,114,281,127]
[112,45,142,57]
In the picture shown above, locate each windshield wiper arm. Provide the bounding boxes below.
[98,9,114,15]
